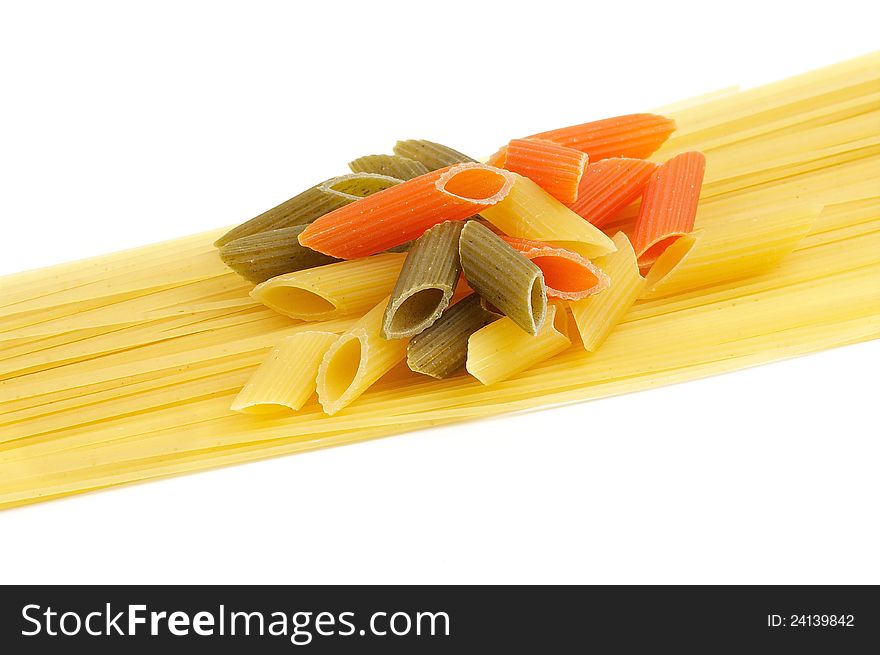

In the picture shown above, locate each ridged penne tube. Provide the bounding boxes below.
[503,139,588,203]
[393,139,476,170]
[479,174,617,259]
[406,294,500,379]
[502,237,610,301]
[316,297,409,415]
[527,113,677,160]
[633,152,707,269]
[219,225,340,284]
[298,163,515,259]
[382,221,464,339]
[251,253,406,321]
[348,154,429,180]
[214,173,401,247]
[570,233,646,351]
[643,203,822,299]
[567,158,658,228]
[230,331,337,413]
[466,304,571,386]
[459,221,547,335]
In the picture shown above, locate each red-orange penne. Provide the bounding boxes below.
[632,151,706,270]
[503,139,588,204]
[502,236,609,300]
[567,158,658,228]
[298,163,515,259]
[527,113,676,161]
[486,146,507,168]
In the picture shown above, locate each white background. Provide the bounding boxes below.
[0,1,877,584]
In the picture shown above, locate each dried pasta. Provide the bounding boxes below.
[502,139,588,203]
[459,221,547,335]
[298,164,515,258]
[382,221,464,339]
[230,332,337,413]
[219,225,339,284]
[316,298,409,415]
[348,154,429,180]
[215,173,400,247]
[250,253,405,320]
[479,174,617,259]
[466,304,571,385]
[569,233,645,351]
[406,294,500,379]
[393,140,476,170]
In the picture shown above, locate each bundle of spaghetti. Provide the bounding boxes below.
[0,52,878,509]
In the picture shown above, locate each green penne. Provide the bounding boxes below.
[348,154,430,180]
[214,173,401,247]
[458,221,547,335]
[392,139,476,171]
[219,225,339,284]
[406,294,500,378]
[381,221,464,339]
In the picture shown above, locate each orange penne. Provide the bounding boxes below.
[298,163,514,259]
[502,236,609,301]
[527,113,676,161]
[567,158,658,228]
[502,139,588,203]
[486,146,507,168]
[632,151,706,270]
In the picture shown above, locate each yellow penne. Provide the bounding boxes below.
[466,304,571,385]
[570,233,646,351]
[643,203,822,299]
[250,253,406,321]
[316,297,410,415]
[230,331,338,414]
[479,174,616,258]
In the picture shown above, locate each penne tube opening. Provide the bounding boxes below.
[256,285,338,318]
[436,163,515,205]
[643,235,697,287]
[527,276,546,330]
[638,233,691,271]
[319,173,401,201]
[318,332,365,413]
[384,286,449,337]
[251,253,407,321]
[381,221,464,339]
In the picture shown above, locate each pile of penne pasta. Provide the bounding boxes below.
[222,117,709,416]
[1,52,877,509]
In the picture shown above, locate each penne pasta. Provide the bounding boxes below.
[459,221,547,335]
[298,163,515,259]
[219,225,339,284]
[632,152,706,269]
[643,203,822,299]
[382,221,464,339]
[230,331,338,413]
[502,139,588,203]
[486,146,507,168]
[502,237,609,301]
[406,294,500,379]
[215,173,401,247]
[466,303,571,385]
[479,174,617,259]
[527,113,677,161]
[316,297,409,415]
[251,253,406,321]
[567,158,658,228]
[393,139,476,170]
[348,154,430,180]
[569,233,646,351]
